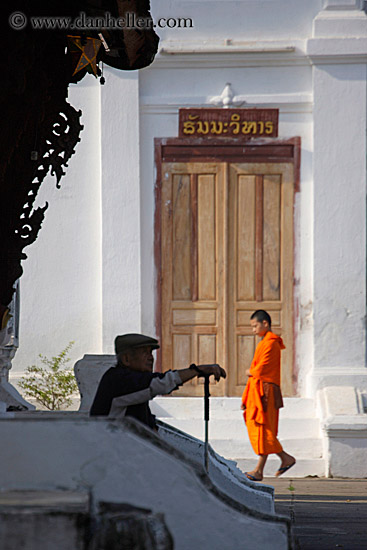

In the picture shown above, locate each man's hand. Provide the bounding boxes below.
[194,364,226,382]
[177,364,226,384]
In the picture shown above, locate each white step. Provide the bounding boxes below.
[159,417,321,440]
[211,437,323,460]
[153,397,325,478]
[280,397,316,418]
[153,397,317,420]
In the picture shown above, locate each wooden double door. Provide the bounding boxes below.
[158,161,294,396]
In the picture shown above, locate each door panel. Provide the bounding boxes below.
[236,175,256,301]
[263,175,281,301]
[228,163,294,396]
[197,174,217,300]
[161,163,226,396]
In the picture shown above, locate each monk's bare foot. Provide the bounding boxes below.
[245,470,263,482]
[275,455,296,477]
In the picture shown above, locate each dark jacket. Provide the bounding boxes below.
[90,364,167,429]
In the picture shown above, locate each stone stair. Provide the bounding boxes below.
[151,397,326,478]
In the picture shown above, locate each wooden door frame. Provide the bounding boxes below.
[154,136,301,393]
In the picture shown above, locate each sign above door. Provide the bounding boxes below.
[179,108,278,139]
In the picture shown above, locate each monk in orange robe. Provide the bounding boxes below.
[241,310,296,481]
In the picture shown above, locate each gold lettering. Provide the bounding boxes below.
[183,114,199,135]
[265,121,274,134]
[229,113,240,134]
[210,121,224,134]
[249,121,257,134]
[242,121,257,134]
[197,121,210,134]
[181,112,276,137]
[242,121,250,134]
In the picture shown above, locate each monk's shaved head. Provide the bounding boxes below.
[251,310,272,327]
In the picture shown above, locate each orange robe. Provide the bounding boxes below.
[241,331,285,455]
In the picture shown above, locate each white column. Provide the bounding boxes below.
[307,7,367,393]
[100,69,141,352]
[313,0,367,37]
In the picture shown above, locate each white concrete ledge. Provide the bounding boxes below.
[324,417,367,438]
[0,413,292,549]
[318,386,367,477]
[307,37,367,63]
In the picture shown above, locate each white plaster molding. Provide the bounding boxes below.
[307,37,367,64]
[323,0,364,10]
[149,41,309,69]
[312,0,367,38]
[140,93,313,115]
[159,41,296,55]
[209,83,243,108]
[323,415,367,439]
[323,415,367,440]
[321,386,361,416]
[313,367,367,375]
[310,369,367,395]
[326,430,367,440]
[140,104,312,116]
[152,54,310,69]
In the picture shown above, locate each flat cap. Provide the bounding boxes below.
[114,333,160,355]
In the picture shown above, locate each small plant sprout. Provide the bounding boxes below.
[287,480,296,524]
[18,341,78,410]
[288,480,295,492]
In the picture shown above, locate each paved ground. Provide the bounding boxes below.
[267,477,367,550]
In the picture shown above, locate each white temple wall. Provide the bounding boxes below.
[100,70,142,352]
[312,62,367,384]
[9,1,367,404]
[149,0,322,42]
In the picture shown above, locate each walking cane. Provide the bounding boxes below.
[190,364,211,472]
[203,373,210,472]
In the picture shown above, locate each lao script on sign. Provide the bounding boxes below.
[179,108,278,139]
